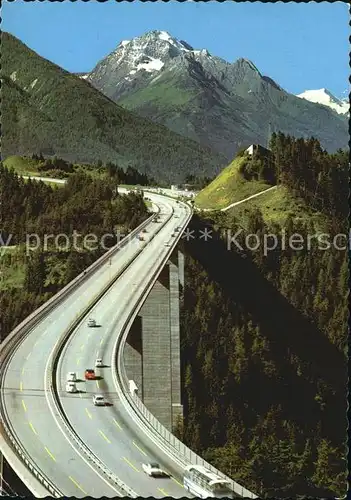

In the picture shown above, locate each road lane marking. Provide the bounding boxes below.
[77,357,81,366]
[22,400,27,412]
[79,392,82,399]
[158,488,169,496]
[171,477,184,488]
[85,408,92,419]
[132,441,147,456]
[25,352,31,360]
[80,344,85,351]
[19,381,23,392]
[29,422,38,435]
[69,476,87,495]
[96,380,100,389]
[99,338,104,346]
[123,457,139,472]
[98,430,111,444]
[45,447,56,462]
[21,367,25,375]
[113,418,122,430]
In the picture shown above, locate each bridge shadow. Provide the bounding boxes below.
[184,216,347,442]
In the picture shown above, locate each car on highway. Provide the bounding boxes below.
[93,395,105,406]
[67,371,77,382]
[87,317,96,327]
[164,242,170,246]
[66,381,78,393]
[95,358,103,367]
[174,215,179,218]
[142,462,168,477]
[85,368,96,380]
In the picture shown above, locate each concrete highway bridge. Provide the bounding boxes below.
[0,191,257,498]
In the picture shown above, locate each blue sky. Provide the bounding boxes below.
[2,0,349,98]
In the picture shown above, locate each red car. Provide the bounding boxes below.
[85,369,96,380]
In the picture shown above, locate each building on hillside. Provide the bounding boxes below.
[245,144,271,159]
[183,183,197,191]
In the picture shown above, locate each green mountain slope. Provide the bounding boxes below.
[86,31,348,160]
[195,155,272,210]
[225,184,328,230]
[1,32,226,182]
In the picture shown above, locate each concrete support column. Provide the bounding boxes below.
[139,266,172,430]
[123,250,184,432]
[123,317,143,399]
[178,249,185,290]
[169,260,183,430]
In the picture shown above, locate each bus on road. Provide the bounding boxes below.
[183,465,234,498]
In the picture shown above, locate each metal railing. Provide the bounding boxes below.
[41,203,177,496]
[1,196,257,498]
[0,213,156,496]
[113,201,258,499]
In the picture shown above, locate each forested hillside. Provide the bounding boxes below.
[2,32,226,182]
[85,30,348,160]
[4,154,156,186]
[179,136,348,497]
[0,165,148,341]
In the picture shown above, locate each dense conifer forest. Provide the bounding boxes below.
[179,135,348,497]
[0,134,348,497]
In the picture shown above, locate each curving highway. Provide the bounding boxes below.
[57,198,191,498]
[1,193,192,497]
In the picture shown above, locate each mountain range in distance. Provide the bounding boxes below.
[296,88,349,116]
[2,32,226,183]
[83,30,348,160]
[2,29,348,184]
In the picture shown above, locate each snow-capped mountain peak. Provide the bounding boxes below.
[86,30,212,91]
[83,29,348,158]
[297,88,349,115]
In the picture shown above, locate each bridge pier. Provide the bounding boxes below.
[124,249,184,431]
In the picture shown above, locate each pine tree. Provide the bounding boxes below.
[24,251,46,294]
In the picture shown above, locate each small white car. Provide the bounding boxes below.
[67,371,77,382]
[93,395,105,406]
[66,381,78,393]
[164,242,170,247]
[95,358,103,368]
[87,318,96,327]
[142,463,167,477]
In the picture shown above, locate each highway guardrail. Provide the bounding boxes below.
[44,199,175,496]
[0,210,156,496]
[112,201,258,499]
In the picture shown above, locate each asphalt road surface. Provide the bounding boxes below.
[2,194,190,497]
